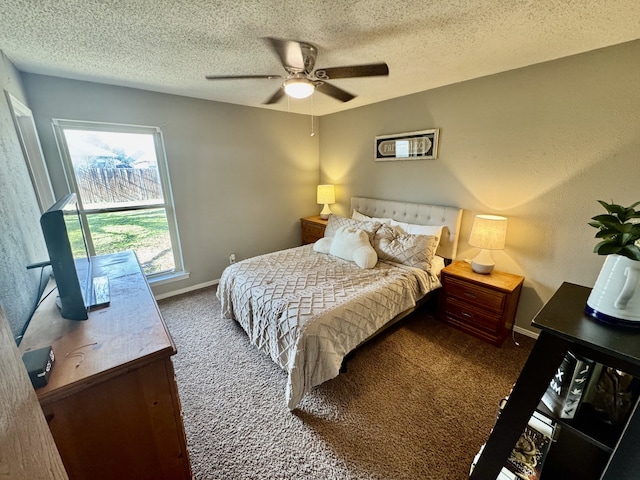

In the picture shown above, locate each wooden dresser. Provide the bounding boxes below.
[437,260,524,346]
[300,215,328,244]
[19,251,192,480]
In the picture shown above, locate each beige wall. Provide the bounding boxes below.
[319,39,640,335]
[22,74,320,297]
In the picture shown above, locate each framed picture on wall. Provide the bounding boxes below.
[374,129,439,161]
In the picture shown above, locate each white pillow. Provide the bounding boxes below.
[321,226,378,269]
[352,209,392,225]
[389,219,444,245]
[313,236,332,254]
[330,226,369,259]
[353,245,378,269]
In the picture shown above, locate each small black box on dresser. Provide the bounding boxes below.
[22,345,55,389]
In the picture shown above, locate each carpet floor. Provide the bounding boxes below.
[159,286,535,480]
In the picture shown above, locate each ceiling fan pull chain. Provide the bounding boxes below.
[310,95,315,137]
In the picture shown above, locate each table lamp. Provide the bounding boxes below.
[468,214,507,274]
[317,185,335,219]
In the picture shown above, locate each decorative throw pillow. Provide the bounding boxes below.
[352,245,378,269]
[373,224,438,271]
[389,220,444,246]
[324,215,382,244]
[314,225,378,269]
[313,236,332,254]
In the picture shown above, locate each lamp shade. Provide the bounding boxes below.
[317,184,335,219]
[469,215,507,250]
[469,215,507,274]
[316,185,335,205]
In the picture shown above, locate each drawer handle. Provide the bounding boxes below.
[464,292,477,299]
[462,311,474,318]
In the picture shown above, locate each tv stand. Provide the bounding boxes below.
[19,251,192,480]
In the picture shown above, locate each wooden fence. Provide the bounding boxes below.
[75,168,162,204]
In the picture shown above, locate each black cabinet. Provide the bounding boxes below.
[470,282,640,480]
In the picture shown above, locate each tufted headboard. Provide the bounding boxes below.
[350,197,463,261]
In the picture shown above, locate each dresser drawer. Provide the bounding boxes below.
[443,277,506,314]
[441,297,502,333]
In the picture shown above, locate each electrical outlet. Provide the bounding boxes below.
[229,253,236,264]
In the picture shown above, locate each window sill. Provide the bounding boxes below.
[148,270,190,287]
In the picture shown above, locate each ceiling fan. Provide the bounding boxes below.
[205,37,389,104]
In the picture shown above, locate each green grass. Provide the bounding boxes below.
[69,209,175,275]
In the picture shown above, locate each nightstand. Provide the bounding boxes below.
[437,260,524,347]
[300,215,328,245]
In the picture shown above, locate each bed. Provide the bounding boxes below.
[217,197,463,410]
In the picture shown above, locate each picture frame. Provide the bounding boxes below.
[374,128,439,161]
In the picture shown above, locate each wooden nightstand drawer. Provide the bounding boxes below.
[300,215,328,245]
[444,277,506,315]
[437,260,524,347]
[302,222,325,239]
[441,297,502,333]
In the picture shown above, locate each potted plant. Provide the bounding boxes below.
[589,200,640,260]
[586,200,640,325]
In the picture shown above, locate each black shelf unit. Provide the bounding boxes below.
[537,402,620,453]
[470,282,640,480]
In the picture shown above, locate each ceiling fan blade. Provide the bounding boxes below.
[264,37,305,72]
[264,88,285,104]
[315,63,389,80]
[315,82,355,103]
[205,74,283,80]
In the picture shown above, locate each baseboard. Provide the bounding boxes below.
[514,325,539,339]
[153,279,219,300]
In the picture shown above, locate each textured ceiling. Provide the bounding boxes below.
[1,1,640,116]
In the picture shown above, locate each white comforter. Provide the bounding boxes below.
[217,244,440,409]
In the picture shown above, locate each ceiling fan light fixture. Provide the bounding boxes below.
[283,77,315,99]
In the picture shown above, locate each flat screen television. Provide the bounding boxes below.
[38,193,109,320]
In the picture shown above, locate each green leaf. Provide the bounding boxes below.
[597,200,616,214]
[594,230,616,239]
[609,204,627,216]
[621,233,636,245]
[594,241,622,255]
[619,244,640,261]
[591,214,622,227]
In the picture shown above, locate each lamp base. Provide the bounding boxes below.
[471,249,495,274]
[319,204,332,220]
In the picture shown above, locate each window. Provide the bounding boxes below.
[5,92,56,212]
[52,120,184,279]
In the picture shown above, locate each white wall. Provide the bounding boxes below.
[319,39,640,334]
[22,75,320,297]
